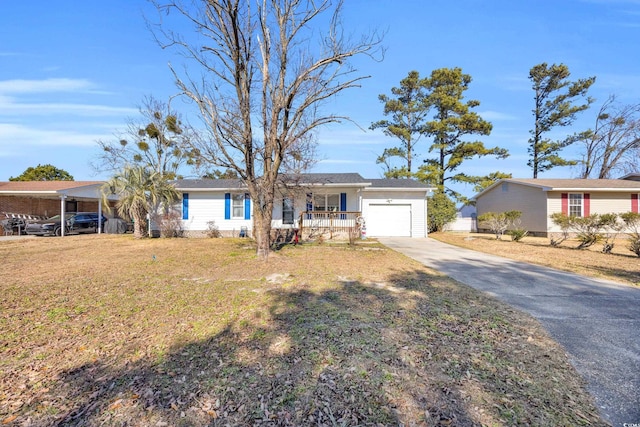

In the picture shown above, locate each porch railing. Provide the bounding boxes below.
[298,211,361,239]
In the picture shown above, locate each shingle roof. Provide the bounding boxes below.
[172,178,245,190]
[366,178,431,189]
[505,178,640,190]
[173,174,432,190]
[473,178,640,200]
[279,173,369,185]
[0,181,104,192]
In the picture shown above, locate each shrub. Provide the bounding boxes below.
[627,233,640,257]
[206,221,221,238]
[549,213,571,246]
[620,212,640,257]
[159,211,184,238]
[509,228,528,242]
[550,212,621,251]
[427,191,457,233]
[477,210,522,240]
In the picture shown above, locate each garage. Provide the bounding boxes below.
[366,204,412,237]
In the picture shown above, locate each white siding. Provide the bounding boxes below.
[361,191,427,238]
[181,192,252,234]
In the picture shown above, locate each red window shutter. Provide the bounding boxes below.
[561,193,568,215]
[584,193,590,217]
[632,194,639,213]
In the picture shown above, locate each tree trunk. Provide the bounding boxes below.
[133,212,146,239]
[253,205,274,261]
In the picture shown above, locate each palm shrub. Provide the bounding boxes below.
[102,166,179,239]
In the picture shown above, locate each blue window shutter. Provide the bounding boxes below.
[224,193,231,220]
[306,193,313,219]
[340,193,347,219]
[244,193,251,220]
[182,193,189,220]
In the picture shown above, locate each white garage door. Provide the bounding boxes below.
[366,204,412,237]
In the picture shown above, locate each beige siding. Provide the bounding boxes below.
[476,182,548,234]
[547,191,637,232]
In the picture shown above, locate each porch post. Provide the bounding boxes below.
[60,195,66,237]
[98,199,103,234]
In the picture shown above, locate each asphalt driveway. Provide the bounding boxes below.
[379,237,640,427]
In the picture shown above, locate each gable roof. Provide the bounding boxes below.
[473,178,640,200]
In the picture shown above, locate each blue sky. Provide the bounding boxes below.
[1,0,639,198]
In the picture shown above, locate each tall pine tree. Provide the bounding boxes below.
[370,71,430,178]
[416,67,509,200]
[528,63,595,178]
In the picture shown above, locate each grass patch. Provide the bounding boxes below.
[0,235,607,426]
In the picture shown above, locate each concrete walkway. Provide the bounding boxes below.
[379,237,640,427]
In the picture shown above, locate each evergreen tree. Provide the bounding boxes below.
[528,63,595,178]
[416,67,509,201]
[370,71,430,178]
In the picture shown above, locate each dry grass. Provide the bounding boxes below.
[432,232,640,287]
[0,235,608,426]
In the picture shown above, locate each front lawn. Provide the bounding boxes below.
[0,235,607,426]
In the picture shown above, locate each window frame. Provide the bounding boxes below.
[568,193,583,217]
[313,193,340,212]
[282,197,295,225]
[231,193,245,219]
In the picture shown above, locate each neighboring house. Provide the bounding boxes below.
[444,204,477,232]
[173,173,432,238]
[473,177,640,236]
[0,181,118,236]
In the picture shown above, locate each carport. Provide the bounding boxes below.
[0,181,117,237]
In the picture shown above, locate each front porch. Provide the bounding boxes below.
[297,211,362,240]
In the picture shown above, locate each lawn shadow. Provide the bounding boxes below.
[26,268,606,426]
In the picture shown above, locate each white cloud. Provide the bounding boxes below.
[0,78,95,94]
[478,110,518,121]
[0,123,111,148]
[0,99,136,117]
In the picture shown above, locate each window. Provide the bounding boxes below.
[313,194,340,212]
[232,193,245,218]
[283,197,294,224]
[569,193,583,217]
[225,193,250,220]
[501,182,508,192]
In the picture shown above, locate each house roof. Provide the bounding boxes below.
[172,178,245,191]
[620,173,640,182]
[473,178,640,200]
[173,174,432,191]
[365,178,432,191]
[0,181,118,202]
[0,181,104,192]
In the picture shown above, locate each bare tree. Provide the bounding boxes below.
[577,95,640,178]
[149,0,382,259]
